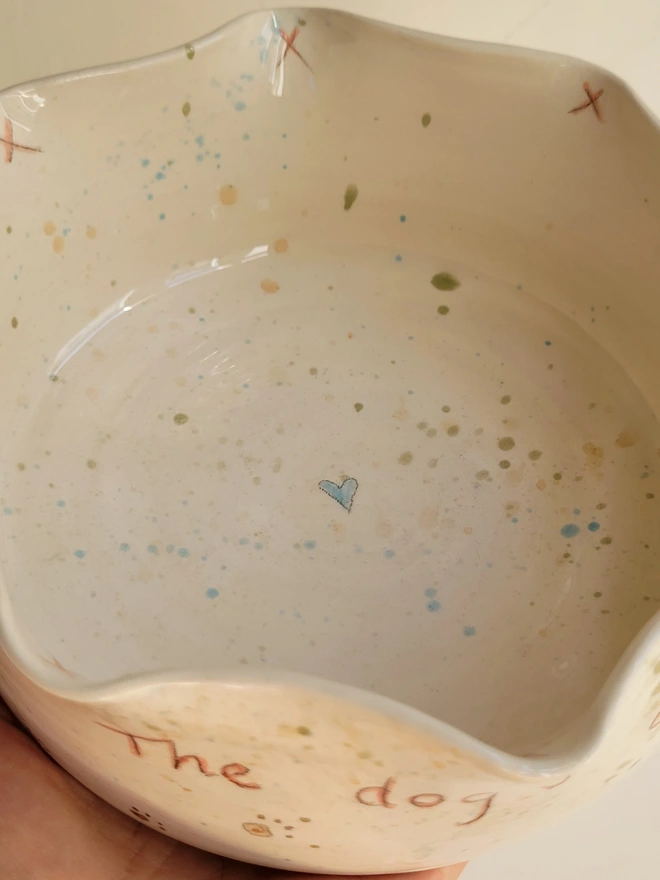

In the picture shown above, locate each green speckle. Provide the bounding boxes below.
[499,460,511,470]
[500,394,511,405]
[87,459,97,470]
[417,421,428,430]
[476,469,489,480]
[437,305,449,315]
[553,472,563,481]
[442,405,450,413]
[422,113,431,127]
[498,436,515,451]
[354,402,364,412]
[297,725,312,736]
[297,16,307,26]
[173,413,189,425]
[447,425,460,437]
[6,226,12,234]
[182,101,191,117]
[431,272,460,291]
[11,317,17,329]
[594,591,602,598]
[528,449,542,461]
[185,44,195,60]
[398,451,413,465]
[344,183,358,211]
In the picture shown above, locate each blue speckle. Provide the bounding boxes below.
[588,521,601,532]
[424,588,437,598]
[427,600,441,612]
[147,193,153,200]
[195,135,204,147]
[178,547,190,558]
[573,508,581,516]
[239,538,249,546]
[242,133,250,140]
[395,254,402,262]
[147,544,159,555]
[196,153,204,162]
[166,544,174,553]
[57,500,66,508]
[304,540,317,550]
[206,587,219,599]
[545,340,552,346]
[141,158,150,167]
[159,213,166,220]
[399,214,406,222]
[383,549,395,558]
[282,164,288,170]
[74,549,86,559]
[463,625,477,636]
[119,542,130,552]
[3,507,12,516]
[254,542,263,550]
[235,101,247,111]
[511,517,519,523]
[560,523,580,538]
[155,171,165,180]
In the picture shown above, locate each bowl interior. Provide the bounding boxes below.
[1,8,660,754]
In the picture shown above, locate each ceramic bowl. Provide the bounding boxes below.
[1,7,660,874]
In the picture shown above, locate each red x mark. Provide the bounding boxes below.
[568,81,604,122]
[277,26,314,73]
[1,117,42,163]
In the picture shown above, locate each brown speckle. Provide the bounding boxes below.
[583,442,604,458]
[343,183,358,210]
[476,469,489,480]
[615,430,636,448]
[173,413,189,425]
[537,478,546,491]
[87,459,97,470]
[428,458,438,469]
[442,405,450,413]
[398,451,413,465]
[297,726,312,736]
[261,278,280,294]
[499,460,511,469]
[86,225,97,239]
[500,395,512,405]
[274,238,289,253]
[354,402,364,412]
[528,449,542,461]
[447,425,460,437]
[601,536,613,545]
[309,367,318,376]
[182,101,191,117]
[437,305,449,315]
[498,436,515,451]
[11,317,18,329]
[219,185,238,206]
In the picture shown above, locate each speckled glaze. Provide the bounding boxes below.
[1,7,660,874]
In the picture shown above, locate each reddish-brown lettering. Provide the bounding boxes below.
[221,762,261,790]
[356,776,397,808]
[97,723,261,789]
[409,792,445,808]
[456,792,496,826]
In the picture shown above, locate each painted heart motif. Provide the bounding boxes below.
[318,477,358,512]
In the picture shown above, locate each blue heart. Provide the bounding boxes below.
[318,477,358,512]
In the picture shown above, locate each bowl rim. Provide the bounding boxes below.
[2,4,660,779]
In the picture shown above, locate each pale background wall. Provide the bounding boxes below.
[2,1,659,877]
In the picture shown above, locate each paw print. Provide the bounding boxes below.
[242,815,318,847]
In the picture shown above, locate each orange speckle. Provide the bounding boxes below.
[219,185,238,206]
[261,278,279,294]
[536,478,546,491]
[274,238,289,253]
[347,332,354,339]
[52,236,65,254]
[86,225,97,239]
[615,429,635,448]
[44,221,56,236]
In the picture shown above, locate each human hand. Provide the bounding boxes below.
[0,699,466,880]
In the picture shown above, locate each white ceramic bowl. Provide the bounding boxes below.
[1,8,660,873]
